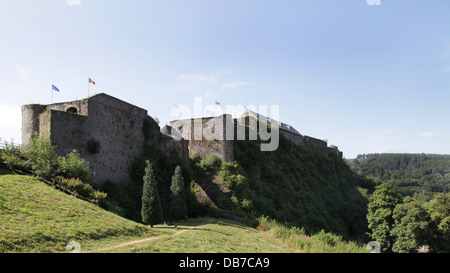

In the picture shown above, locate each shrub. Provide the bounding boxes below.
[219,162,247,193]
[315,230,343,247]
[57,177,107,204]
[58,150,91,183]
[196,154,222,174]
[23,134,59,179]
[0,141,29,171]
[256,216,368,253]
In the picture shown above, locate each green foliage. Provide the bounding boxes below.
[141,160,162,227]
[169,166,188,221]
[57,177,107,205]
[23,134,59,179]
[367,183,403,252]
[368,187,449,253]
[58,150,90,183]
[113,116,196,222]
[256,216,369,253]
[219,161,248,194]
[0,136,111,210]
[7,135,91,183]
[426,193,450,252]
[348,153,450,197]
[232,133,374,240]
[0,141,29,172]
[195,154,222,174]
[390,197,430,253]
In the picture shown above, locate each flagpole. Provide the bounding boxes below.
[88,78,90,97]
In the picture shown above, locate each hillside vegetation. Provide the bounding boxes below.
[233,134,375,240]
[190,132,375,241]
[0,172,368,253]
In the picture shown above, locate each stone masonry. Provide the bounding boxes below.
[22,93,340,185]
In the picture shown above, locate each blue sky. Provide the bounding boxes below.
[1,0,449,158]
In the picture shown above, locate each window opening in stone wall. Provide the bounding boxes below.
[66,107,78,114]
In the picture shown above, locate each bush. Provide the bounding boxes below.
[23,134,59,179]
[58,177,107,204]
[196,154,222,174]
[256,216,368,253]
[58,150,90,183]
[0,141,29,171]
[315,230,343,247]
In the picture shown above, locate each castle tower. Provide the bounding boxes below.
[21,93,148,185]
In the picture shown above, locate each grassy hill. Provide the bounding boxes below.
[0,171,368,253]
[0,172,158,252]
[0,171,292,253]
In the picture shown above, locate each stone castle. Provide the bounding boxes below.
[22,93,340,185]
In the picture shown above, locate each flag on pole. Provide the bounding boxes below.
[215,101,220,105]
[174,105,179,109]
[52,84,60,92]
[89,78,96,85]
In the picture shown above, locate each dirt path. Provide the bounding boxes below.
[83,218,218,253]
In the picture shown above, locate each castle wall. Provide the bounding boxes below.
[21,104,47,146]
[46,99,89,116]
[170,114,234,162]
[22,94,149,185]
[281,130,304,145]
[46,110,87,156]
[304,135,327,150]
[80,95,148,184]
[160,138,189,159]
[22,93,342,187]
[327,147,340,156]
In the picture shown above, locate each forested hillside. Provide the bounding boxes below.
[347,153,450,198]
[227,133,375,240]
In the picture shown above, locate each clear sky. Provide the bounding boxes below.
[1,0,449,158]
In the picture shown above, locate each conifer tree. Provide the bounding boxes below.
[169,165,187,221]
[141,160,162,227]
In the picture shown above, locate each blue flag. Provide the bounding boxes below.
[52,84,60,92]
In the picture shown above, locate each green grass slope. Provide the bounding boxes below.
[0,173,159,252]
[0,173,297,253]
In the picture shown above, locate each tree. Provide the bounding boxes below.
[390,197,430,253]
[169,165,187,221]
[367,183,403,252]
[141,160,162,227]
[426,193,450,252]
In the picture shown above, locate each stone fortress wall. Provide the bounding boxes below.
[22,93,148,184]
[22,93,340,185]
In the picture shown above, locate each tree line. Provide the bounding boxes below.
[347,153,450,197]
